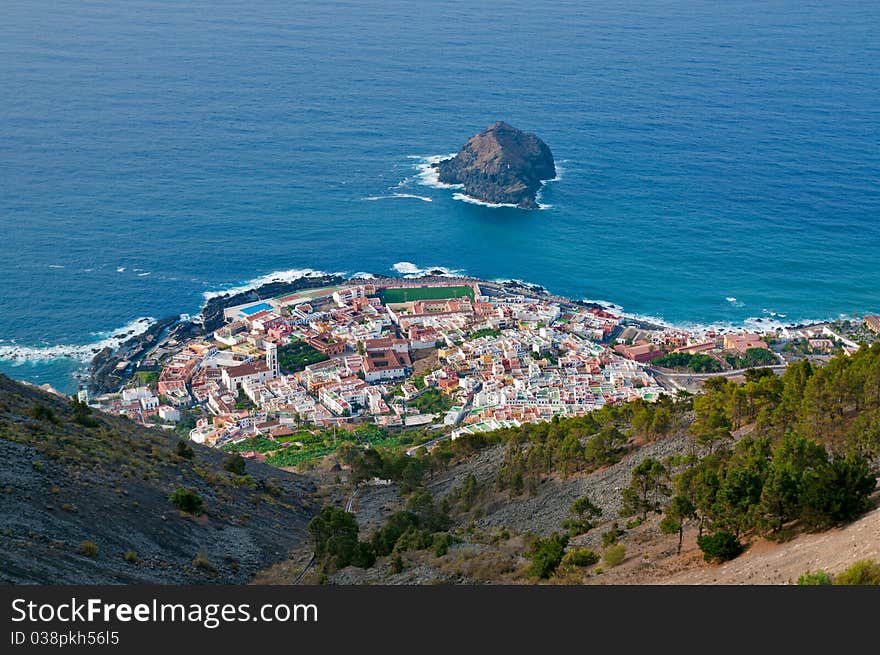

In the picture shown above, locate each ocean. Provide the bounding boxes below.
[1,0,878,393]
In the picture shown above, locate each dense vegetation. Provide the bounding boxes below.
[653,346,880,561]
[494,396,683,496]
[307,506,375,570]
[724,347,778,369]
[263,424,428,468]
[526,533,568,578]
[651,352,723,373]
[407,387,453,415]
[278,340,329,373]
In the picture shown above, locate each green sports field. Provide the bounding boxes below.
[378,285,475,304]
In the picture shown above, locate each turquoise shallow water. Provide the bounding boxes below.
[1,0,878,392]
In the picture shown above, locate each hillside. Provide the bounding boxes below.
[316,427,878,585]
[660,503,880,584]
[0,374,317,584]
[284,347,880,585]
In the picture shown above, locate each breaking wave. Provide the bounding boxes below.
[391,262,465,278]
[410,154,463,189]
[363,193,433,203]
[202,268,339,303]
[0,317,156,364]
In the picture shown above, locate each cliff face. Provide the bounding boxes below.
[433,122,556,209]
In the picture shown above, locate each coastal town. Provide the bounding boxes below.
[84,277,880,463]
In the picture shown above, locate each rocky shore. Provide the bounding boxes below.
[89,315,181,395]
[87,274,346,394]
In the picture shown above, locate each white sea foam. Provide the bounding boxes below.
[390,262,465,278]
[409,154,554,209]
[137,272,151,277]
[364,193,433,203]
[0,317,156,364]
[201,268,337,303]
[531,161,564,209]
[452,193,520,209]
[391,262,423,275]
[452,190,551,211]
[761,308,787,318]
[48,264,64,269]
[117,267,126,272]
[410,154,463,189]
[726,296,745,308]
[347,272,376,280]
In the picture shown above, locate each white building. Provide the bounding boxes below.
[139,395,159,411]
[221,360,273,393]
[122,386,153,403]
[158,405,181,422]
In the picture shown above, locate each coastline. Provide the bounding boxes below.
[0,264,867,395]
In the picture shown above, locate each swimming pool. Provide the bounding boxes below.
[240,302,272,316]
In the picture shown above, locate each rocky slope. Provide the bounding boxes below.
[0,374,317,584]
[317,424,877,585]
[433,122,556,209]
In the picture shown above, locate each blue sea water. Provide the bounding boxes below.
[1,0,878,393]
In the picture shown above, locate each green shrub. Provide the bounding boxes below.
[70,400,100,428]
[351,541,376,569]
[223,454,246,476]
[561,548,600,568]
[30,404,59,424]
[176,440,194,459]
[393,527,433,553]
[170,487,204,515]
[308,505,363,570]
[603,544,627,568]
[123,550,138,563]
[696,531,743,563]
[390,554,405,574]
[602,522,623,547]
[432,533,457,557]
[797,570,832,585]
[371,511,419,557]
[526,533,569,579]
[833,560,880,585]
[78,540,99,557]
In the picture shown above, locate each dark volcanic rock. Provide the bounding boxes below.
[433,121,556,209]
[0,374,316,584]
[89,315,180,395]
